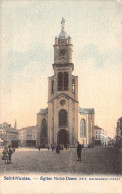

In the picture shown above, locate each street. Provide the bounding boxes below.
[0,146,121,175]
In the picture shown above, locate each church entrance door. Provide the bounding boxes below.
[58,129,69,146]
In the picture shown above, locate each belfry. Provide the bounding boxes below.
[37,18,95,147]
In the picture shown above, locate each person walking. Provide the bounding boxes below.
[77,142,82,161]
[51,145,54,151]
[38,146,41,151]
[8,148,13,164]
[2,147,9,164]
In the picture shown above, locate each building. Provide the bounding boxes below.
[18,126,37,147]
[107,136,113,146]
[116,117,122,148]
[94,125,107,146]
[0,122,18,147]
[37,18,95,148]
[78,107,95,146]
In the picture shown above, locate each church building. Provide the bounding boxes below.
[37,18,95,147]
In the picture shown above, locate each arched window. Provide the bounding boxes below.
[72,79,75,93]
[59,109,67,126]
[58,72,63,91]
[42,118,47,137]
[64,72,68,90]
[58,72,68,91]
[80,119,86,138]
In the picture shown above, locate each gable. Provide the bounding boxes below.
[48,93,79,103]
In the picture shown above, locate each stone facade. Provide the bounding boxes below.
[116,117,122,148]
[37,18,95,147]
[18,126,37,147]
[0,122,18,147]
[78,108,95,146]
[94,125,108,146]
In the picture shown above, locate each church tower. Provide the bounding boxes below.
[48,18,79,147]
[37,18,95,148]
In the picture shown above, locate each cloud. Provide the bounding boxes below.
[75,44,122,69]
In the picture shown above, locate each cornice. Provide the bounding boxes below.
[52,63,74,70]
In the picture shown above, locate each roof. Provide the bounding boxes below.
[0,122,18,133]
[59,31,68,39]
[38,108,48,115]
[94,125,104,131]
[38,106,94,115]
[79,107,95,114]
[18,125,38,132]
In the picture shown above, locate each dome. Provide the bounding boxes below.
[58,31,68,39]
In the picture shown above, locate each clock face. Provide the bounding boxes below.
[59,49,65,56]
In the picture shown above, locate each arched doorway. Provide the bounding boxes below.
[57,129,69,146]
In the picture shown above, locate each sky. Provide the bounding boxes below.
[0,0,122,138]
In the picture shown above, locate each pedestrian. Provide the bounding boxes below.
[51,145,54,151]
[77,142,82,161]
[60,145,63,150]
[8,148,13,164]
[2,147,9,164]
[56,144,60,154]
[38,146,41,151]
[65,144,67,150]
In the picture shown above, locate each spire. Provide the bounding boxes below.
[14,120,17,130]
[58,17,68,39]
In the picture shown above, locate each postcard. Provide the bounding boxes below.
[0,0,122,193]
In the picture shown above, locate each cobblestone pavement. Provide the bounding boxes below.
[0,146,121,175]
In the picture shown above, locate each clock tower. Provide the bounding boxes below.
[48,18,79,147]
[37,18,95,148]
[54,18,73,65]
